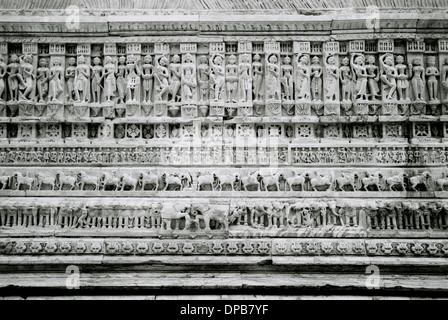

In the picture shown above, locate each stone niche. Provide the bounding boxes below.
[1,0,448,299]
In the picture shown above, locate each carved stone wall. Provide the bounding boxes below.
[1,1,448,298]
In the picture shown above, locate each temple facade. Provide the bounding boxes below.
[1,0,448,299]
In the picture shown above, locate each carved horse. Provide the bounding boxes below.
[191,203,229,231]
[119,173,138,191]
[35,173,56,191]
[163,174,183,191]
[386,172,407,191]
[436,173,448,191]
[309,172,332,191]
[360,172,382,191]
[259,172,282,191]
[197,173,216,191]
[335,173,358,192]
[139,172,159,191]
[56,171,77,191]
[0,174,9,190]
[77,171,100,191]
[100,172,121,191]
[286,171,307,191]
[241,171,261,191]
[409,171,432,191]
[13,172,34,190]
[214,173,237,191]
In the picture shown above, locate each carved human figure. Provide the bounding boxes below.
[295,55,311,100]
[0,54,6,101]
[266,54,281,100]
[100,56,116,103]
[409,57,425,101]
[395,55,410,101]
[252,54,264,101]
[115,56,127,104]
[65,57,76,102]
[167,54,181,102]
[239,54,252,102]
[365,55,381,100]
[197,55,210,103]
[36,58,49,103]
[225,54,238,103]
[155,55,170,102]
[141,55,154,103]
[380,53,397,100]
[126,54,141,102]
[181,53,197,102]
[6,54,23,101]
[351,53,368,101]
[426,56,439,101]
[48,58,64,102]
[324,54,339,101]
[442,58,448,101]
[339,57,352,101]
[18,54,35,101]
[90,57,103,103]
[210,54,225,102]
[280,56,294,101]
[74,55,90,103]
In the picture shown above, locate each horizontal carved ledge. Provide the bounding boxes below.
[1,238,448,257]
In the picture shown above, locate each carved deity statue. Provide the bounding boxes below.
[48,57,64,102]
[395,55,410,101]
[379,53,397,100]
[266,54,281,101]
[65,57,76,102]
[103,56,116,103]
[36,58,49,103]
[7,54,22,101]
[239,54,252,103]
[210,54,225,102]
[365,55,381,100]
[125,54,141,102]
[441,58,448,101]
[281,56,294,101]
[116,56,127,104]
[167,54,181,102]
[155,55,170,102]
[141,54,154,103]
[74,55,90,103]
[295,55,311,100]
[252,54,264,101]
[310,56,322,101]
[181,53,197,103]
[0,54,6,101]
[197,55,210,103]
[339,57,352,101]
[426,56,439,101]
[15,54,35,101]
[225,54,238,103]
[91,57,103,103]
[351,53,368,101]
[409,57,425,101]
[324,54,339,101]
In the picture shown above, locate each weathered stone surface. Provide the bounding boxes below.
[0,0,447,298]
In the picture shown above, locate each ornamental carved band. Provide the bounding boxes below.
[2,4,448,261]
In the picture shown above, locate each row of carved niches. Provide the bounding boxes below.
[0,145,447,166]
[1,122,448,144]
[2,40,448,119]
[1,199,448,238]
[1,167,448,193]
